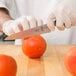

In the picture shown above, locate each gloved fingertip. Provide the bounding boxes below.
[57,26,65,31]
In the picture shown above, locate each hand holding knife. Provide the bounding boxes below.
[5,20,76,40]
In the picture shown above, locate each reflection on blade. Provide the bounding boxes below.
[5,24,50,40]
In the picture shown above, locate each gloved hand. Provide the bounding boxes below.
[47,0,76,31]
[3,16,43,35]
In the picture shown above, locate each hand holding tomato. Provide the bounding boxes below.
[64,47,76,76]
[22,36,47,58]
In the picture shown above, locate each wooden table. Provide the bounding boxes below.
[0,45,75,76]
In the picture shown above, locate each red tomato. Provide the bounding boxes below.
[64,47,76,75]
[22,36,47,58]
[0,55,17,76]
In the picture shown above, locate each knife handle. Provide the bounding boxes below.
[33,24,50,34]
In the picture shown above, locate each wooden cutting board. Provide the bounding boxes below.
[0,45,75,76]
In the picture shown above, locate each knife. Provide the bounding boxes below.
[5,24,51,40]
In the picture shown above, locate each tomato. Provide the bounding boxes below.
[0,55,17,76]
[22,36,47,58]
[64,47,76,75]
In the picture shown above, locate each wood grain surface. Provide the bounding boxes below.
[0,45,75,76]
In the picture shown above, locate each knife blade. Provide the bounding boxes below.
[5,24,50,40]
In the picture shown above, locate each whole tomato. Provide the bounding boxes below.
[64,47,76,75]
[22,36,47,58]
[0,55,17,76]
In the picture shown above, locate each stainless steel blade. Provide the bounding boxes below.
[5,24,50,40]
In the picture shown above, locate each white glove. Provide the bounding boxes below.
[3,16,43,35]
[47,0,76,31]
